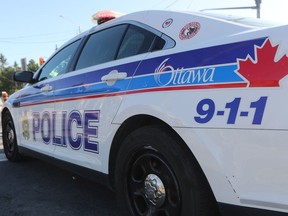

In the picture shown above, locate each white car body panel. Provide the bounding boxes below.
[3,10,288,215]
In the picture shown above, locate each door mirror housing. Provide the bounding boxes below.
[13,71,36,84]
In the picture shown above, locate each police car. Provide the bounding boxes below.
[2,10,288,216]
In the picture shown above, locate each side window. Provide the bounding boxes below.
[38,40,80,82]
[117,25,164,59]
[75,25,127,70]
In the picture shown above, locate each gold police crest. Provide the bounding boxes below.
[22,111,30,140]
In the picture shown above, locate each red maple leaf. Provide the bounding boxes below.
[237,39,288,87]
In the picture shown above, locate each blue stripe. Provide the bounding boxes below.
[52,61,140,91]
[13,37,266,106]
[128,64,243,91]
[135,37,267,76]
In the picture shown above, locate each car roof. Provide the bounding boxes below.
[57,10,286,55]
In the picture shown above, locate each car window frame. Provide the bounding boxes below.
[74,24,129,71]
[115,24,159,60]
[33,39,82,83]
[70,21,175,72]
[127,21,175,50]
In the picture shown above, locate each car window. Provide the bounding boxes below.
[116,25,161,59]
[75,25,128,70]
[38,40,80,82]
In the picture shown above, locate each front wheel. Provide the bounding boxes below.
[114,125,219,216]
[2,112,22,162]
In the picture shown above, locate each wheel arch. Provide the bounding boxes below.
[1,107,11,127]
[1,107,23,162]
[109,115,162,189]
[108,114,214,197]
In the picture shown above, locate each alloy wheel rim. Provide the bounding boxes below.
[5,121,15,153]
[128,151,181,216]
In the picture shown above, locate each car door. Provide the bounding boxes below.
[52,23,162,172]
[15,40,81,156]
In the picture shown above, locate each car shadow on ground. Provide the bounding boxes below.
[0,157,120,216]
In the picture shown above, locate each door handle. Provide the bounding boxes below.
[41,84,53,92]
[101,70,127,86]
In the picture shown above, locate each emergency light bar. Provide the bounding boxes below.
[92,10,124,25]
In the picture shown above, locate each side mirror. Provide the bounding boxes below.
[13,71,35,83]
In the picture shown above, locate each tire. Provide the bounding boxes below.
[114,125,220,216]
[2,112,22,162]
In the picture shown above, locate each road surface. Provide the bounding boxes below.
[0,132,120,216]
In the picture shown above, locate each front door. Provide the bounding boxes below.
[15,40,81,156]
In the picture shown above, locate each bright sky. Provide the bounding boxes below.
[1,0,287,66]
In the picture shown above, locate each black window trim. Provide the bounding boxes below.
[126,21,175,50]
[87,20,175,50]
[72,24,130,71]
[67,36,90,73]
[115,24,159,60]
[66,21,176,73]
[111,24,130,60]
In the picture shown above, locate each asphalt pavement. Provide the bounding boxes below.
[0,134,120,216]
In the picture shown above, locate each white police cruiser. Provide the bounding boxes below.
[2,10,288,216]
